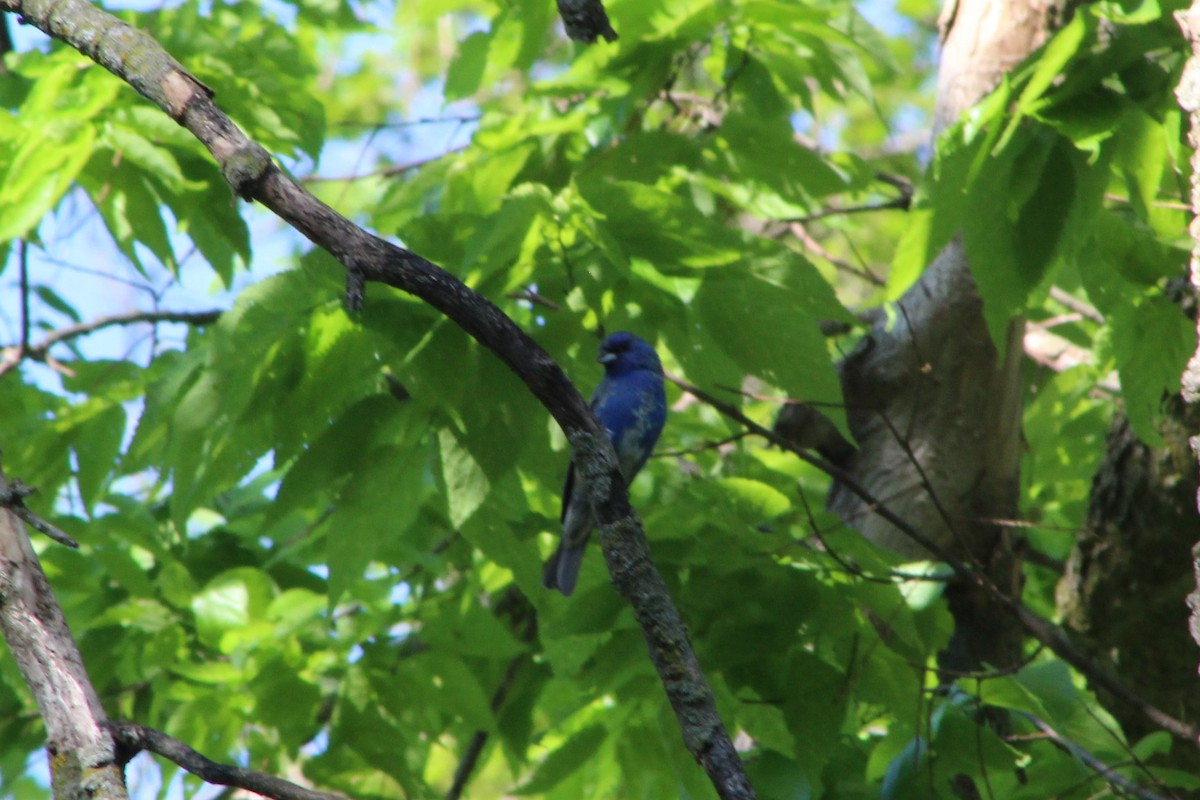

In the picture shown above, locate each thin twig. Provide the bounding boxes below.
[1079,697,1174,795]
[1048,286,1104,323]
[781,195,911,225]
[796,488,953,585]
[656,431,750,457]
[18,240,30,356]
[875,410,976,560]
[107,722,347,800]
[506,288,562,311]
[875,171,915,195]
[446,655,524,800]
[0,309,223,377]
[0,479,79,548]
[787,222,886,286]
[447,589,535,800]
[303,145,468,183]
[671,372,963,567]
[332,114,481,129]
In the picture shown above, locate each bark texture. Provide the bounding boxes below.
[1053,2,1200,758]
[829,0,1065,670]
[0,470,127,800]
[1057,404,1200,768]
[1177,1,1200,663]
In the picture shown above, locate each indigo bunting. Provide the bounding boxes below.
[543,332,667,596]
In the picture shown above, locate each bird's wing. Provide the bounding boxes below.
[594,371,666,480]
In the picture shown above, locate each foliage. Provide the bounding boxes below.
[0,0,1195,797]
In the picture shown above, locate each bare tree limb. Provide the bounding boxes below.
[0,308,223,377]
[0,3,754,797]
[107,722,346,800]
[0,464,126,799]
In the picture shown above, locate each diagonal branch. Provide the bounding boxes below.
[1015,712,1177,800]
[669,373,1200,745]
[107,722,346,800]
[0,3,754,798]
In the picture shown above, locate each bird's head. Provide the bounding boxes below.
[598,332,663,377]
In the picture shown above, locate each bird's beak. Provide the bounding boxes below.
[598,352,617,364]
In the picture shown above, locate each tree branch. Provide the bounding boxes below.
[779,195,911,225]
[0,308,223,377]
[669,373,1200,745]
[107,722,345,800]
[0,464,126,799]
[1015,712,1177,800]
[0,3,754,798]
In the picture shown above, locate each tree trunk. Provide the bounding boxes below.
[1177,0,1200,667]
[1057,400,1200,768]
[830,0,1066,670]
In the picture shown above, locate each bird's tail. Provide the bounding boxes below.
[542,542,587,597]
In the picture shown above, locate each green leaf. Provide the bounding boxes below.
[249,657,322,747]
[0,122,96,243]
[964,131,1077,343]
[32,285,82,323]
[71,402,126,510]
[326,443,429,604]
[104,122,188,189]
[1115,109,1168,224]
[446,31,491,101]
[716,477,791,519]
[514,725,609,794]
[439,429,491,528]
[998,13,1090,146]
[191,568,277,651]
[1111,295,1192,444]
[694,265,848,432]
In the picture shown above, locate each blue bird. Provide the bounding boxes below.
[543,332,667,596]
